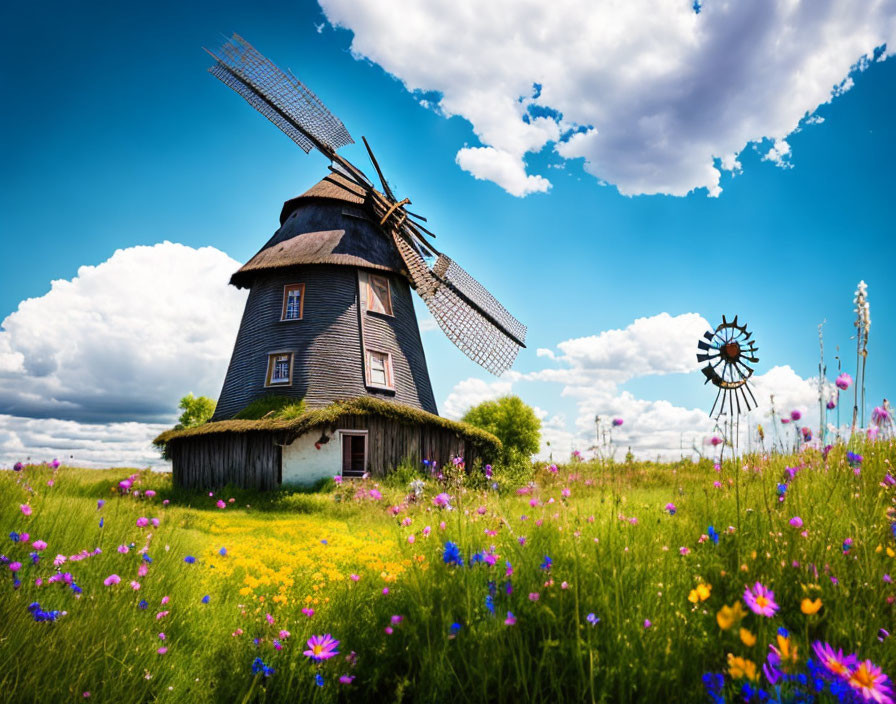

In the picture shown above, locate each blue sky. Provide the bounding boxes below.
[1,0,894,464]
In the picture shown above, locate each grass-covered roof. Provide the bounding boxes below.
[153,396,501,452]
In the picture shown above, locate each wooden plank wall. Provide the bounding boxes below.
[169,433,280,490]
[170,416,490,489]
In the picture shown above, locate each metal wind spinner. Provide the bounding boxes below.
[696,315,759,417]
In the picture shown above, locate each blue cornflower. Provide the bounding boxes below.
[142,554,153,563]
[71,583,82,595]
[184,555,196,564]
[29,552,40,565]
[707,526,719,544]
[777,627,789,638]
[485,594,495,614]
[701,672,725,704]
[219,546,227,556]
[201,595,210,604]
[251,657,274,677]
[9,532,20,543]
[450,622,462,635]
[776,483,787,496]
[442,541,464,566]
[99,518,104,528]
[138,600,148,610]
[320,539,327,545]
[470,552,485,565]
[315,673,324,687]
[540,555,553,571]
[586,612,600,626]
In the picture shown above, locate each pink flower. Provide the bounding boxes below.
[157,647,167,655]
[161,596,170,605]
[156,611,169,619]
[561,488,571,498]
[117,545,129,554]
[339,675,355,685]
[407,534,415,544]
[789,516,803,529]
[743,581,779,617]
[390,615,403,625]
[643,619,652,628]
[504,612,517,625]
[350,574,360,582]
[53,554,66,567]
[103,574,121,586]
[384,626,393,635]
[679,547,691,556]
[528,592,540,601]
[216,500,226,509]
[835,372,852,390]
[432,493,452,508]
[422,526,431,537]
[144,490,156,498]
[136,517,149,528]
[20,504,32,517]
[302,608,314,618]
[710,436,723,447]
[138,563,148,577]
[265,613,274,625]
[279,630,290,639]
[790,410,802,421]
[9,562,22,572]
[612,418,624,427]
[130,581,141,590]
[382,587,389,595]
[151,518,160,527]
[32,540,47,551]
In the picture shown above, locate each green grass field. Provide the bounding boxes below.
[1,443,894,703]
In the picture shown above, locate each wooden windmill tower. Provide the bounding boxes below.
[206,35,526,422]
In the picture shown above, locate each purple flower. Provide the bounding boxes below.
[835,372,852,390]
[664,503,677,515]
[789,516,803,529]
[743,582,778,617]
[790,410,802,421]
[612,418,624,427]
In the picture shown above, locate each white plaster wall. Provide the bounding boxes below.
[282,431,342,486]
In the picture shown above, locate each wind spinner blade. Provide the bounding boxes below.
[207,34,354,156]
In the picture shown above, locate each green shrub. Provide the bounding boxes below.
[461,395,541,463]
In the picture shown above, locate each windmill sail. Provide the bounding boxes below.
[207,34,354,156]
[388,228,526,375]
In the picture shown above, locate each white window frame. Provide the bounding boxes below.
[339,429,368,477]
[364,348,394,390]
[265,351,293,386]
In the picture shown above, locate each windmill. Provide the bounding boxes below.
[205,35,526,421]
[696,315,759,418]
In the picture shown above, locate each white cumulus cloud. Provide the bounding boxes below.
[0,242,246,423]
[319,0,896,197]
[442,377,514,420]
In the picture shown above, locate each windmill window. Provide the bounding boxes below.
[265,352,293,386]
[367,275,393,316]
[281,284,305,321]
[365,349,394,390]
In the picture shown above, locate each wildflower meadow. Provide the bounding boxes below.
[1,441,895,703]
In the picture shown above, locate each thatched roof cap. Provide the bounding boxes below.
[279,173,368,225]
[230,173,404,289]
[153,396,501,453]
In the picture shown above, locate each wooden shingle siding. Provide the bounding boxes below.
[213,264,437,420]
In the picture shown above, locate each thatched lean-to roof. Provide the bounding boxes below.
[154,396,501,453]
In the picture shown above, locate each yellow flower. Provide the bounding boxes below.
[688,583,712,603]
[776,633,798,664]
[716,601,747,630]
[800,598,822,615]
[727,654,758,681]
[887,547,895,558]
[739,628,756,647]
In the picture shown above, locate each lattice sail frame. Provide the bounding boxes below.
[206,34,526,375]
[696,315,759,418]
[207,34,353,154]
